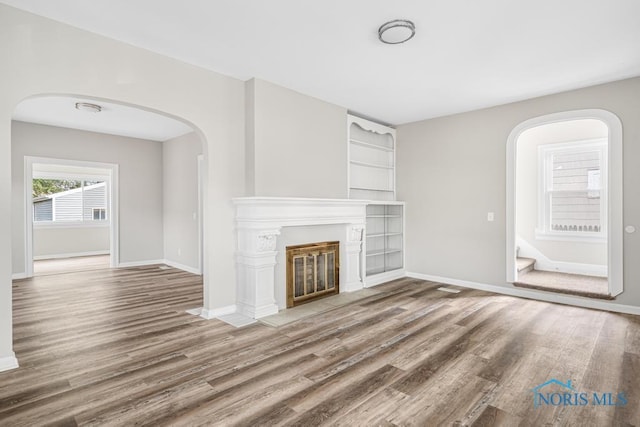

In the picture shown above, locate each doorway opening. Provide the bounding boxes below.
[26,158,117,277]
[506,109,623,299]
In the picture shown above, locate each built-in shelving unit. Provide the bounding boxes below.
[348,115,396,201]
[348,115,404,286]
[364,201,405,286]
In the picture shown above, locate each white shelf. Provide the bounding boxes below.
[366,232,403,238]
[349,186,394,192]
[349,160,393,169]
[349,138,394,152]
[348,115,396,201]
[366,248,403,257]
[364,202,405,278]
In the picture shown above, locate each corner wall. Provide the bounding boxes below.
[163,132,202,273]
[396,76,640,308]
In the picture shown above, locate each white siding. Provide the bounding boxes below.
[33,199,52,221]
[53,191,82,221]
[48,183,107,222]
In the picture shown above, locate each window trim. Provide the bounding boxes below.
[535,138,607,243]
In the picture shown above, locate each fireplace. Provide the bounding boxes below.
[286,241,339,307]
[232,197,367,319]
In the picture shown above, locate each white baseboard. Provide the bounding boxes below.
[12,272,27,280]
[162,259,201,275]
[117,259,165,268]
[365,269,406,288]
[0,353,19,372]
[33,250,110,261]
[517,237,607,277]
[200,304,237,320]
[406,271,640,316]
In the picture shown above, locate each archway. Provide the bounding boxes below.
[12,94,208,280]
[506,109,623,297]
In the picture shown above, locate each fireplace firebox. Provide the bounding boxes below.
[286,241,339,307]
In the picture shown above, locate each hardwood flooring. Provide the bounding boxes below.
[33,255,111,276]
[2,266,640,426]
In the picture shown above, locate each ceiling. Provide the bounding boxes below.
[3,0,640,125]
[13,96,194,142]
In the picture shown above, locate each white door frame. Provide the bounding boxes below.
[197,154,204,275]
[506,109,623,296]
[24,156,119,277]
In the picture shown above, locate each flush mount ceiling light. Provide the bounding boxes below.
[378,19,415,44]
[75,102,102,113]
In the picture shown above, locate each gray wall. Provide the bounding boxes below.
[163,132,202,272]
[247,78,348,198]
[397,76,640,307]
[33,226,109,258]
[12,121,164,274]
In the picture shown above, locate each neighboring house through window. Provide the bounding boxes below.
[93,208,107,220]
[537,138,607,241]
[32,179,109,224]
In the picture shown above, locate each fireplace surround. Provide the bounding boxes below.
[233,197,367,319]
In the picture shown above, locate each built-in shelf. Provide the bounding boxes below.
[350,187,395,193]
[366,232,403,238]
[349,160,394,169]
[366,249,403,257]
[349,138,394,152]
[364,202,404,279]
[348,115,396,201]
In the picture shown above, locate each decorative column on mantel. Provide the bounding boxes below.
[233,197,368,319]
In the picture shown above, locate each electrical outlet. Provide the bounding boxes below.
[487,212,494,222]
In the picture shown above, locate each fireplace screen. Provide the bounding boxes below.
[286,241,339,307]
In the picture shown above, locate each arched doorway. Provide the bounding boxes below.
[506,109,623,297]
[12,94,207,280]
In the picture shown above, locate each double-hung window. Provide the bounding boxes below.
[537,139,607,241]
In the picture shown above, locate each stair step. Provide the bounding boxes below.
[517,257,536,274]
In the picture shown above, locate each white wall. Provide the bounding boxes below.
[516,119,607,266]
[12,121,164,272]
[33,226,109,258]
[397,76,640,308]
[247,78,348,198]
[0,4,245,364]
[163,132,202,273]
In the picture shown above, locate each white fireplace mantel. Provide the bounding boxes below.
[232,197,368,319]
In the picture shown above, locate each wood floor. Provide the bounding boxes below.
[33,255,111,276]
[2,267,640,426]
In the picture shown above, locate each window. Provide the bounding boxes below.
[93,208,106,220]
[537,139,607,240]
[32,178,109,224]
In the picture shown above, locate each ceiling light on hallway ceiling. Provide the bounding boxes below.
[378,19,415,44]
[75,102,102,113]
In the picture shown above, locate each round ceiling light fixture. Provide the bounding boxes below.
[75,102,102,113]
[378,19,415,44]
